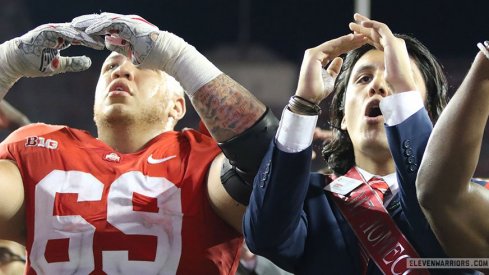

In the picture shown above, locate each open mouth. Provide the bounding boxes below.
[365,100,383,118]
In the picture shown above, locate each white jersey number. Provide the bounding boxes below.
[30,170,182,275]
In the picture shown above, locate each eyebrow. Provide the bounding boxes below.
[351,64,377,76]
[103,55,125,65]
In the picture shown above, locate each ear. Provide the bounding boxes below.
[340,116,347,130]
[169,96,186,121]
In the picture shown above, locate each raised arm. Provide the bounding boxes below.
[71,13,277,232]
[0,22,103,243]
[417,49,489,257]
[349,14,427,211]
[348,15,459,261]
[0,23,103,101]
[72,13,266,141]
[244,33,367,271]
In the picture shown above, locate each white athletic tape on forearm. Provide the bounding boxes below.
[146,31,222,96]
[0,39,22,99]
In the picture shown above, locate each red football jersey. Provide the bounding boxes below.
[0,123,242,275]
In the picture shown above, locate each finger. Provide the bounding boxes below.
[84,19,114,36]
[322,57,343,95]
[354,13,381,31]
[45,24,105,50]
[57,56,92,73]
[105,34,127,46]
[315,33,367,63]
[326,57,343,78]
[361,20,394,40]
[349,22,379,42]
[24,24,74,50]
[83,14,137,36]
[352,13,395,42]
[95,18,154,43]
[477,42,489,59]
[349,22,368,35]
[62,31,104,50]
[352,13,379,37]
[353,13,370,22]
[86,21,133,45]
[82,13,125,35]
[74,31,105,50]
[71,14,102,30]
[349,22,383,50]
[104,33,133,57]
[102,22,134,41]
[349,22,374,40]
[71,12,120,30]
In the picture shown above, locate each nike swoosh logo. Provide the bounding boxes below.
[147,154,176,164]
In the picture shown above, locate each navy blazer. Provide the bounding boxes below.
[244,109,475,275]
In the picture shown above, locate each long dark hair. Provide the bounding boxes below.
[322,34,448,175]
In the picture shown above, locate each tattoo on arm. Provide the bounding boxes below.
[190,74,266,142]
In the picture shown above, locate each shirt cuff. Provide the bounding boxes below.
[276,108,318,153]
[380,91,424,126]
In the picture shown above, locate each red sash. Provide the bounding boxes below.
[328,167,429,275]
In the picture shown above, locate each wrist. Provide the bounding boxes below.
[0,39,22,97]
[286,95,321,116]
[146,31,222,96]
[276,108,317,153]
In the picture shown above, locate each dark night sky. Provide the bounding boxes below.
[22,0,489,62]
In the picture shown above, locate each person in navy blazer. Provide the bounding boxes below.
[244,14,476,275]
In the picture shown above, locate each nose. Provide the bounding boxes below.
[368,73,391,97]
[111,60,134,80]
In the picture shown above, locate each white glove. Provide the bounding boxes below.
[0,23,104,97]
[72,12,221,96]
[72,12,159,66]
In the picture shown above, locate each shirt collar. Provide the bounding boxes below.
[355,166,399,195]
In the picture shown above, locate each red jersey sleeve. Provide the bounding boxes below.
[0,123,65,160]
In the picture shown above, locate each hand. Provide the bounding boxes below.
[349,13,417,93]
[72,12,222,95]
[296,33,367,103]
[72,12,160,66]
[0,22,104,98]
[4,23,103,78]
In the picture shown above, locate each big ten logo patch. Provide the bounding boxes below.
[25,136,59,149]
